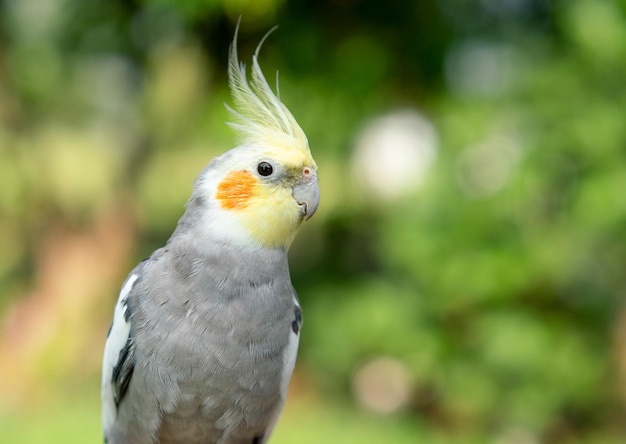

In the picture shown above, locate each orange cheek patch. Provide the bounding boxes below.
[215,170,258,210]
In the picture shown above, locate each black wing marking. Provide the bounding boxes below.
[292,305,302,335]
[111,334,135,407]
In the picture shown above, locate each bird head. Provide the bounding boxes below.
[184,26,319,251]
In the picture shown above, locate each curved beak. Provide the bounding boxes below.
[292,170,320,221]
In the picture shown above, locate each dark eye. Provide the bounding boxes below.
[257,162,273,176]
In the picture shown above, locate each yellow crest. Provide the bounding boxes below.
[227,24,310,157]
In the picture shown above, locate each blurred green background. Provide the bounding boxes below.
[1,0,626,442]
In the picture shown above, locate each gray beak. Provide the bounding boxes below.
[292,170,320,221]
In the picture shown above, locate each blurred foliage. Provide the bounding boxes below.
[1,0,626,442]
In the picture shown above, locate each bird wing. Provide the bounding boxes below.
[101,266,142,439]
[260,300,302,443]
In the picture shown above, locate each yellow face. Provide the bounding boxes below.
[217,27,317,250]
[214,148,317,249]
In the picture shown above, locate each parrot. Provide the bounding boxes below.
[101,25,319,444]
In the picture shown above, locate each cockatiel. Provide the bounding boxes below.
[101,26,318,444]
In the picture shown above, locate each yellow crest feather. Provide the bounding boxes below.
[227,24,309,156]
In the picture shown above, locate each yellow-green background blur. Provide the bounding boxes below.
[1,0,626,442]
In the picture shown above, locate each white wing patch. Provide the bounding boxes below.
[101,273,139,435]
[262,301,301,443]
[280,309,300,396]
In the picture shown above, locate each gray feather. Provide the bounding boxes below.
[102,25,312,444]
[103,226,300,444]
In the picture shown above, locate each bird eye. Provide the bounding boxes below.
[257,162,274,176]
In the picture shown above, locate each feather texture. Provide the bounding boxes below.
[101,22,317,444]
[227,23,309,156]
